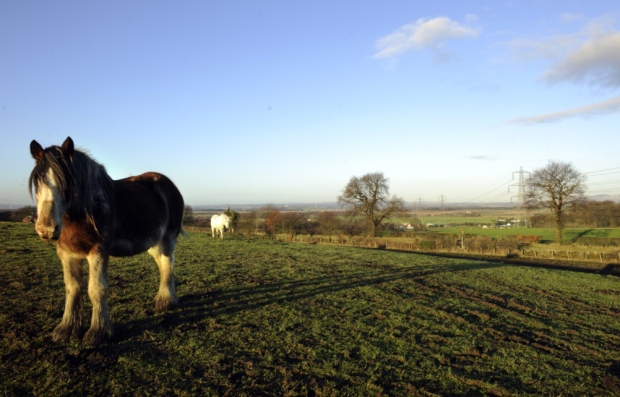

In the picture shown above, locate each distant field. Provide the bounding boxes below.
[2,222,620,395]
[416,208,522,224]
[430,226,620,243]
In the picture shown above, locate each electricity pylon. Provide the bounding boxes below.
[509,167,530,228]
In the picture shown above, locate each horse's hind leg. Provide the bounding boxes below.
[148,238,178,312]
[83,249,113,346]
[53,248,85,342]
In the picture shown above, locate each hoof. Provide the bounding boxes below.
[155,295,178,313]
[52,323,81,343]
[83,325,113,346]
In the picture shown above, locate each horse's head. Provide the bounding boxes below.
[222,214,231,229]
[29,137,74,241]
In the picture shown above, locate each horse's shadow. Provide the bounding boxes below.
[116,259,504,341]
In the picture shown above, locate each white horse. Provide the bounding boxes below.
[211,214,231,239]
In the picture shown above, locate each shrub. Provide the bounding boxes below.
[419,240,436,250]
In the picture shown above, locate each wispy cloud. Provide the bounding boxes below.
[510,15,620,88]
[374,16,480,62]
[468,155,494,160]
[507,15,620,125]
[506,96,620,125]
[543,31,620,87]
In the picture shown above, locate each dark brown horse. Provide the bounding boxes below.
[29,137,185,345]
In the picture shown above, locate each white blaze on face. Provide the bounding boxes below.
[35,169,64,240]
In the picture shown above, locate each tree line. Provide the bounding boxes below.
[532,200,620,229]
[6,161,613,245]
[181,162,612,245]
[183,205,416,238]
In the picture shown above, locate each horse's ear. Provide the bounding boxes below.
[61,137,74,156]
[30,140,44,160]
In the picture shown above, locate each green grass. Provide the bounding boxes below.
[430,226,620,243]
[1,222,620,395]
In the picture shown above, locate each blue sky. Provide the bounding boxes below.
[2,1,620,207]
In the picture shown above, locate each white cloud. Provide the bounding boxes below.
[468,155,494,160]
[506,96,620,125]
[510,15,620,88]
[543,32,620,87]
[374,16,480,60]
[507,15,620,125]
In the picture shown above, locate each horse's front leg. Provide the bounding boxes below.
[83,249,113,345]
[52,247,85,342]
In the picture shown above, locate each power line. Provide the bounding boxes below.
[415,197,423,210]
[509,167,530,228]
[427,165,619,207]
[439,194,446,213]
[587,179,620,187]
[584,166,620,175]
[463,179,513,203]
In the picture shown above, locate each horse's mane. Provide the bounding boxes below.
[29,146,115,228]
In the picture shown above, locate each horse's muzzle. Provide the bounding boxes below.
[36,224,60,241]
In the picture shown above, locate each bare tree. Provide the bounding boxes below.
[316,211,342,240]
[526,161,586,245]
[263,209,281,239]
[183,205,195,225]
[337,172,406,237]
[279,212,307,238]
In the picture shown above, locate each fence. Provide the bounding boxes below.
[182,228,620,265]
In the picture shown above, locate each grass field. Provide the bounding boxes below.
[2,222,620,396]
[432,226,620,241]
[392,209,620,244]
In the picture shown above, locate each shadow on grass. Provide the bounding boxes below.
[569,228,594,243]
[407,250,609,275]
[118,260,503,341]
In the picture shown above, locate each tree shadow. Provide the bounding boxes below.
[412,250,606,275]
[569,228,594,243]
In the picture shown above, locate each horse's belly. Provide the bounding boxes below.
[109,228,165,257]
[109,240,149,257]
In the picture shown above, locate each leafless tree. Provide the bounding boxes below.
[263,208,281,238]
[337,172,406,237]
[316,211,342,240]
[183,205,195,225]
[278,212,307,237]
[526,161,586,244]
[236,210,258,236]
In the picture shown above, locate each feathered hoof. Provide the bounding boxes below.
[155,294,178,313]
[52,323,81,343]
[83,325,113,346]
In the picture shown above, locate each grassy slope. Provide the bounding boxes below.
[1,222,620,396]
